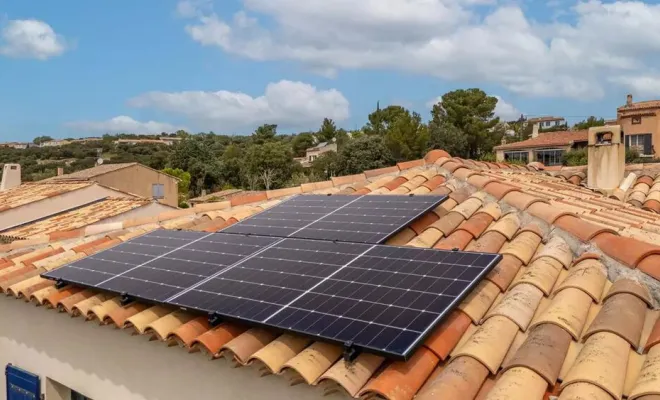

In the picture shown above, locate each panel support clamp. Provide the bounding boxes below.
[342,341,359,362]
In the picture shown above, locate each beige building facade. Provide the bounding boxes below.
[57,163,179,207]
[617,94,660,157]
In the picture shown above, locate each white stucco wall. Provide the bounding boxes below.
[0,297,341,400]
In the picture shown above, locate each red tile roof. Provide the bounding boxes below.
[495,130,588,151]
[2,150,660,399]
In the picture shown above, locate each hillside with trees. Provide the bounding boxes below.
[1,89,507,203]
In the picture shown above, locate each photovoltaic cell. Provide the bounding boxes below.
[221,194,446,244]
[43,228,500,360]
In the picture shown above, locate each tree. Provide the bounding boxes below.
[363,105,408,136]
[573,116,606,130]
[434,89,501,158]
[291,133,316,157]
[33,136,53,145]
[162,167,191,205]
[311,151,340,178]
[428,121,469,157]
[252,124,278,144]
[335,136,395,175]
[243,141,294,189]
[260,169,276,190]
[317,118,338,142]
[384,109,429,161]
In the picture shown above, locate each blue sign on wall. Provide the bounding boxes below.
[5,364,40,400]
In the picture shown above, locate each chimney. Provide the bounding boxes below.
[627,94,633,106]
[0,164,21,191]
[57,167,64,176]
[532,123,539,138]
[587,125,625,194]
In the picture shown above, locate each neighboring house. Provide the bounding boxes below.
[115,138,176,146]
[617,94,660,157]
[0,142,29,149]
[0,164,174,239]
[528,116,567,131]
[494,130,588,166]
[159,136,182,145]
[52,163,179,207]
[1,149,660,400]
[40,138,102,147]
[298,142,338,167]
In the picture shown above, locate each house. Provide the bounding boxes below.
[1,148,660,400]
[617,94,660,157]
[159,136,182,145]
[527,116,567,131]
[40,138,102,147]
[0,142,29,149]
[115,138,177,146]
[0,164,175,242]
[494,129,588,166]
[299,141,338,167]
[52,162,179,207]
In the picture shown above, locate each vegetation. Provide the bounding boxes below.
[562,149,588,166]
[573,116,606,130]
[1,88,515,202]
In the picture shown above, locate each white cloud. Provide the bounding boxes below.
[66,116,184,134]
[0,19,67,60]
[609,75,660,97]
[179,0,660,99]
[493,96,522,121]
[127,80,350,131]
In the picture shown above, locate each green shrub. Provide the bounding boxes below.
[562,149,588,166]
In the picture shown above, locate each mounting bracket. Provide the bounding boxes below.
[208,312,222,327]
[120,292,133,306]
[55,279,67,290]
[342,341,359,362]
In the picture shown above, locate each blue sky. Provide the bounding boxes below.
[1,0,659,141]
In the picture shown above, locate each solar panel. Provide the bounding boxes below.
[221,194,447,244]
[42,230,280,302]
[43,229,500,360]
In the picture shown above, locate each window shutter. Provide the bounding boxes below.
[643,134,652,155]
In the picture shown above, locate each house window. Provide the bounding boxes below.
[534,149,564,166]
[632,116,642,125]
[503,151,528,163]
[152,183,165,199]
[627,133,653,156]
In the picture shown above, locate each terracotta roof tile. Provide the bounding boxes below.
[584,293,647,347]
[562,332,629,399]
[453,316,519,374]
[630,345,660,399]
[249,334,311,374]
[495,130,588,151]
[416,356,489,400]
[359,347,438,400]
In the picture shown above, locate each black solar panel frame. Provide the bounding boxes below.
[42,229,501,360]
[220,194,448,244]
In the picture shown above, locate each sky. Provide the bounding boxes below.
[1,0,660,141]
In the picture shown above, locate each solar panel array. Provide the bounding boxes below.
[43,194,502,360]
[221,194,446,244]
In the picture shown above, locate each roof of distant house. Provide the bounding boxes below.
[4,150,660,399]
[54,163,137,179]
[618,100,660,111]
[494,130,589,151]
[527,116,565,123]
[52,162,179,182]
